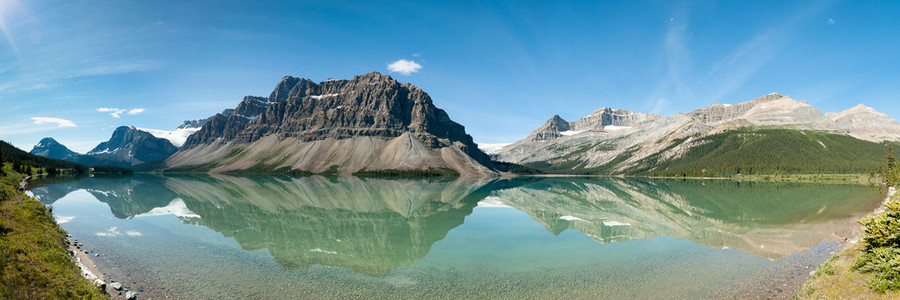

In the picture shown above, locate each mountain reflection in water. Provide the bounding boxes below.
[30,175,882,274]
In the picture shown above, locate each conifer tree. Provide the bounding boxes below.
[888,144,896,172]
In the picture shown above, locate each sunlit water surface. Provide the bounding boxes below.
[30,175,884,299]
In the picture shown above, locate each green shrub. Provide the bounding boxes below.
[855,199,900,292]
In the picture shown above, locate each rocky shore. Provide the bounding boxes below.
[20,174,140,299]
[66,235,139,300]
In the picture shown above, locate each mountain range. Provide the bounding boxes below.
[30,126,178,168]
[26,73,900,176]
[495,93,900,175]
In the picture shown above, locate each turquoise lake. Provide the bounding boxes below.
[29,175,885,299]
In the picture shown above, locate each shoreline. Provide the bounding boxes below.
[66,236,137,299]
[794,185,897,298]
[32,174,885,299]
[21,174,137,300]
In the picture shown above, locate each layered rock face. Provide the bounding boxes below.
[691,93,839,132]
[170,72,494,176]
[527,115,571,141]
[827,104,900,142]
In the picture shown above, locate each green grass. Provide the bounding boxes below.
[0,165,107,299]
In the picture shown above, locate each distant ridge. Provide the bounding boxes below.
[30,126,177,168]
[496,93,900,175]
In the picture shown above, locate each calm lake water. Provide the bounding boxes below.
[29,175,884,299]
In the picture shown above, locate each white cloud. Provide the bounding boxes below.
[97,107,125,118]
[97,107,143,118]
[827,18,835,25]
[412,53,423,57]
[387,59,422,75]
[31,117,77,127]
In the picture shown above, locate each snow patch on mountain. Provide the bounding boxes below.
[477,143,511,154]
[139,127,201,147]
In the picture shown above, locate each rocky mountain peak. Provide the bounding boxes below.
[526,115,571,141]
[525,108,660,142]
[828,104,900,142]
[175,73,494,175]
[30,137,78,160]
[36,137,63,148]
[269,76,316,102]
[86,126,178,165]
[572,108,661,130]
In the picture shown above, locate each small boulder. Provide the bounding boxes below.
[110,281,122,290]
[94,280,106,290]
[125,290,137,300]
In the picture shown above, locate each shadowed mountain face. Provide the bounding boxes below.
[29,137,80,160]
[491,177,883,259]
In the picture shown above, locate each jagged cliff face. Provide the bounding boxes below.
[496,93,899,174]
[170,72,494,176]
[827,104,900,142]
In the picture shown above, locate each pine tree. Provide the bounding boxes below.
[888,144,896,172]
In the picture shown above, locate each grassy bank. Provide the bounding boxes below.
[797,189,900,299]
[798,146,900,298]
[0,165,107,298]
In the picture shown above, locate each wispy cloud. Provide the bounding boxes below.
[827,18,836,25]
[664,11,693,98]
[31,117,76,127]
[704,1,837,100]
[76,61,161,77]
[97,107,144,118]
[387,59,422,75]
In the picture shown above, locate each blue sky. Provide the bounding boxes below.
[1,0,898,152]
